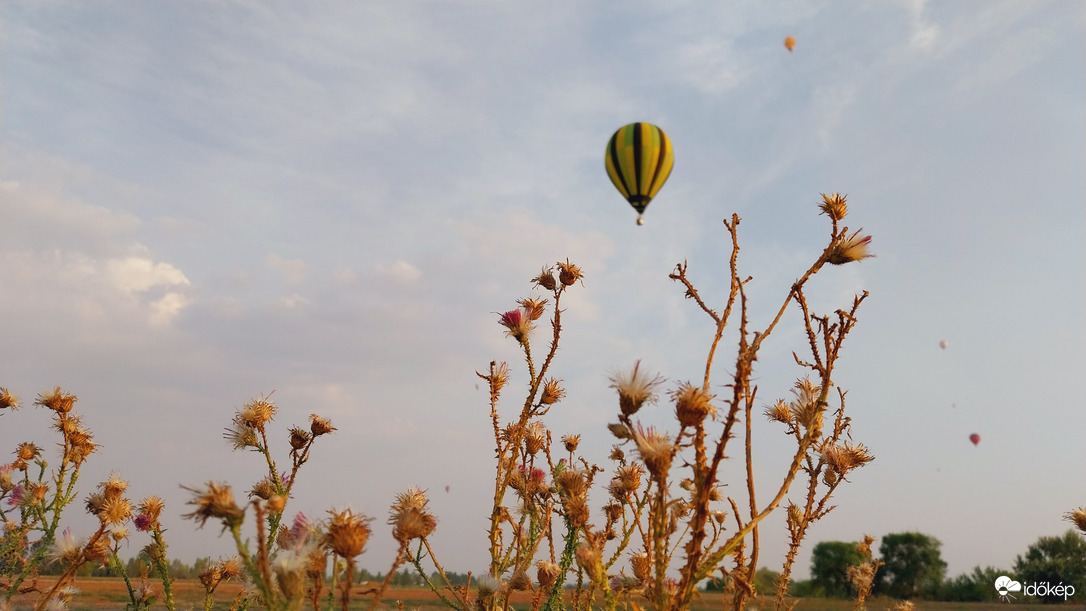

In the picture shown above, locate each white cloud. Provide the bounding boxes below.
[333,267,358,285]
[105,257,190,295]
[905,0,940,51]
[673,39,749,95]
[372,260,422,283]
[266,253,309,285]
[280,293,310,309]
[150,291,190,326]
[813,85,857,146]
[0,179,192,330]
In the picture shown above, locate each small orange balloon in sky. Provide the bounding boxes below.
[784,36,796,52]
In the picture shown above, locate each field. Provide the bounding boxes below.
[1,579,1059,611]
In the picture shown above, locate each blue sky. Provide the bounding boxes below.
[2,1,1084,582]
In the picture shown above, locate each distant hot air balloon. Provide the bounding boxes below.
[969,433,981,446]
[445,485,450,493]
[605,122,674,225]
[939,340,949,350]
[784,36,796,52]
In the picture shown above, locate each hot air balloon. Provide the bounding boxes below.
[604,122,674,225]
[784,36,796,52]
[969,433,980,446]
[939,340,949,350]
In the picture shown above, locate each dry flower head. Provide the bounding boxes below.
[609,360,665,416]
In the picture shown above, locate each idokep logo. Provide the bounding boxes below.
[995,575,1076,602]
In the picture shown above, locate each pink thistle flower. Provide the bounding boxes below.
[498,308,534,343]
[134,513,152,531]
[289,512,309,543]
[7,485,24,507]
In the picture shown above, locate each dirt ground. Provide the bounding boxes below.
[2,578,1058,610]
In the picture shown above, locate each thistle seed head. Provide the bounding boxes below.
[764,399,792,424]
[137,496,166,523]
[508,568,533,591]
[238,398,277,430]
[564,497,590,528]
[524,422,546,456]
[517,297,548,321]
[532,267,557,291]
[390,487,437,543]
[819,192,848,221]
[289,427,311,450]
[672,383,716,428]
[49,528,84,567]
[15,442,42,462]
[309,414,336,437]
[562,434,580,453]
[0,388,19,410]
[477,362,509,400]
[324,508,372,558]
[37,387,76,413]
[609,463,643,498]
[539,378,565,405]
[555,468,588,499]
[556,259,584,286]
[536,561,560,589]
[609,361,665,416]
[182,482,244,530]
[223,421,260,451]
[631,552,651,582]
[1067,507,1086,534]
[632,425,675,479]
[249,477,278,500]
[828,229,874,265]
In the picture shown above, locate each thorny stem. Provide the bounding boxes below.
[409,542,462,611]
[673,226,849,611]
[34,526,107,611]
[340,556,355,611]
[151,527,175,611]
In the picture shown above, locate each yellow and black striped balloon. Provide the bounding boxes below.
[604,122,674,225]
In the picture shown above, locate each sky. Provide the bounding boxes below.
[2,1,1084,584]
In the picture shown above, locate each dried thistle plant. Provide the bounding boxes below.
[1066,507,1086,536]
[408,197,873,611]
[847,535,883,611]
[0,388,106,606]
[184,397,338,611]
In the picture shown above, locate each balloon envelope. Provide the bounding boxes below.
[604,122,674,224]
[784,36,796,52]
[969,433,981,446]
[939,340,949,350]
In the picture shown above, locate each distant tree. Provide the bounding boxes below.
[125,556,149,578]
[787,579,820,597]
[810,541,866,598]
[1013,530,1086,604]
[752,567,782,595]
[876,532,946,598]
[435,571,471,586]
[937,566,1007,602]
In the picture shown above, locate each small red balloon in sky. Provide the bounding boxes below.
[939,340,949,350]
[969,433,981,446]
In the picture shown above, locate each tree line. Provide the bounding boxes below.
[705,530,1085,604]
